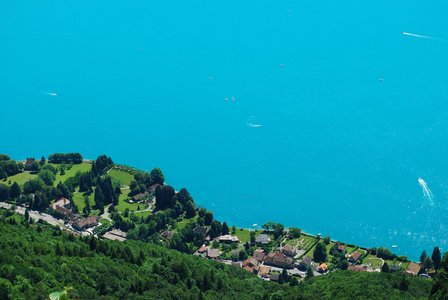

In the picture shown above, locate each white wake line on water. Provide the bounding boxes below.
[403,32,445,41]
[245,116,262,128]
[418,178,434,206]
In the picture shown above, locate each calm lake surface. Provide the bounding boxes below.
[2,1,448,260]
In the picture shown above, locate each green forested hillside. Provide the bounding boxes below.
[0,214,433,300]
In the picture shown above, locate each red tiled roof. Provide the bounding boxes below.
[348,266,366,272]
[349,251,361,261]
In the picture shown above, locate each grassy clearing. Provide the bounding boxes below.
[99,219,110,226]
[176,216,198,230]
[90,210,100,217]
[400,261,411,269]
[345,245,358,254]
[108,169,134,186]
[72,192,95,212]
[116,188,148,212]
[5,171,37,186]
[119,189,131,201]
[234,229,253,243]
[366,257,383,269]
[50,163,92,186]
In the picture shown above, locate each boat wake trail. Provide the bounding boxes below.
[245,116,262,128]
[418,178,434,205]
[403,32,445,41]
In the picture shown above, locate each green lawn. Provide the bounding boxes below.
[51,163,92,186]
[326,242,336,257]
[176,216,198,230]
[90,210,100,217]
[345,245,358,255]
[119,189,131,201]
[108,169,134,186]
[99,219,110,226]
[234,229,254,244]
[115,189,147,212]
[5,171,37,186]
[123,211,152,222]
[72,192,95,212]
[366,257,383,269]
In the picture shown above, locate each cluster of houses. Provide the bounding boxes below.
[48,197,99,231]
[130,184,161,204]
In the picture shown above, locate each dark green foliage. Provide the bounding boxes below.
[150,167,164,185]
[38,170,56,186]
[239,250,248,261]
[289,227,301,238]
[377,246,397,260]
[313,242,327,263]
[10,182,20,199]
[0,154,10,161]
[0,158,23,177]
[399,276,409,291]
[420,250,427,265]
[306,265,314,278]
[155,185,175,209]
[322,235,330,245]
[97,176,118,206]
[94,185,105,211]
[48,153,83,164]
[424,256,433,272]
[173,188,193,207]
[430,251,448,299]
[91,155,113,176]
[30,161,40,173]
[381,262,390,273]
[23,177,45,194]
[273,223,284,239]
[0,184,9,201]
[204,211,213,226]
[0,216,435,299]
[432,247,442,270]
[41,164,57,175]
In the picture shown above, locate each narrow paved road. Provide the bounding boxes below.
[100,205,113,223]
[0,202,79,234]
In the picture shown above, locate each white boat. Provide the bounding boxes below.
[253,224,257,227]
[392,245,397,248]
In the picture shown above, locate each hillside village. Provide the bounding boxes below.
[0,153,439,286]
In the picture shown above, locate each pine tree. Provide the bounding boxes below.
[94,185,105,211]
[399,277,409,291]
[432,246,442,270]
[381,262,390,273]
[289,276,299,287]
[222,222,229,235]
[9,182,21,199]
[420,250,427,265]
[24,209,29,221]
[55,242,63,256]
[306,265,314,278]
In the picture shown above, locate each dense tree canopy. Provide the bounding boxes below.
[155,185,175,210]
[432,246,442,270]
[48,153,83,164]
[313,242,328,263]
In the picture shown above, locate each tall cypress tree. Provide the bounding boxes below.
[432,247,442,270]
[94,186,105,211]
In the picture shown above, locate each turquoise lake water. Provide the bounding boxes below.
[2,1,448,260]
